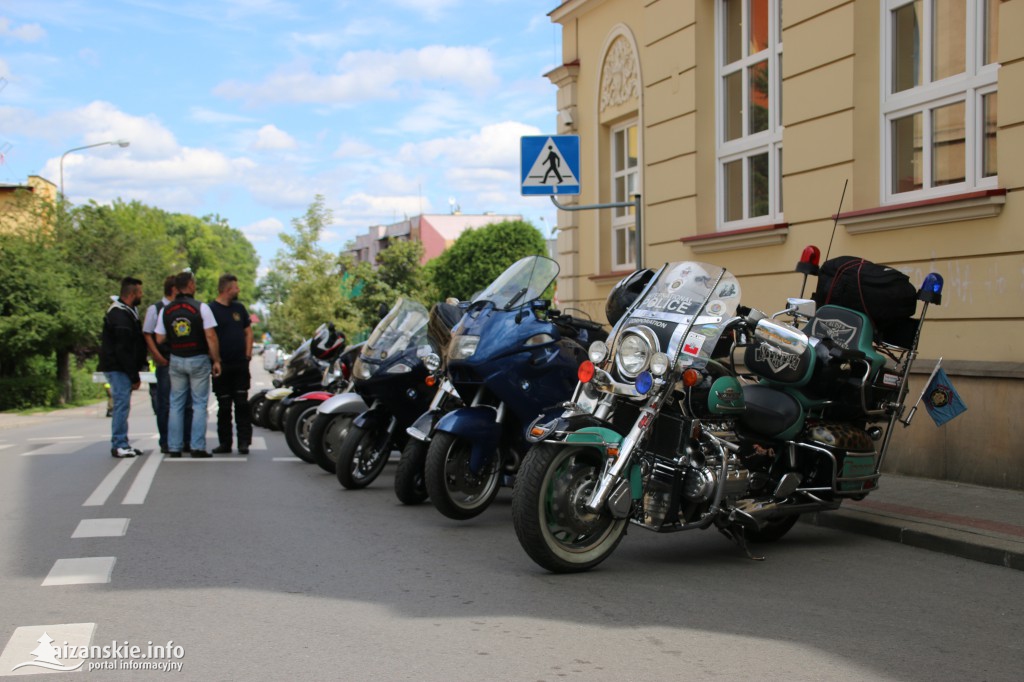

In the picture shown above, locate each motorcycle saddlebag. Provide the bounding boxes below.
[813,256,917,324]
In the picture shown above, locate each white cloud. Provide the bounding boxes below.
[77,48,100,67]
[189,106,257,124]
[0,59,9,79]
[333,139,377,158]
[387,0,459,21]
[0,17,46,42]
[251,124,297,150]
[214,45,497,106]
[399,120,540,170]
[240,216,285,242]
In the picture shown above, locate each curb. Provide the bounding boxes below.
[801,509,1024,572]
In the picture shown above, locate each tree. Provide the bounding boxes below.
[427,219,547,301]
[341,239,436,333]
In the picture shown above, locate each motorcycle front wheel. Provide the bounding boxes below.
[336,424,392,489]
[424,432,501,520]
[308,412,355,474]
[512,443,628,574]
[284,402,321,463]
[267,400,288,431]
[394,439,429,505]
[745,514,800,543]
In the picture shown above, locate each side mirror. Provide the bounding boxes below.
[787,297,817,318]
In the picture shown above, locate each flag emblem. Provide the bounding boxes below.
[923,368,967,427]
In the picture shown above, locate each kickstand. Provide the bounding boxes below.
[719,525,766,561]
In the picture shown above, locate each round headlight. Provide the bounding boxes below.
[422,353,441,372]
[616,333,650,377]
[588,340,608,364]
[650,352,670,376]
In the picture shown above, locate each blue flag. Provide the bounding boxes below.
[923,368,967,427]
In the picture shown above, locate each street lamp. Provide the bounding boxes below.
[59,139,130,198]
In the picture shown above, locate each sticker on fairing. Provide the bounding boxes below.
[682,331,706,356]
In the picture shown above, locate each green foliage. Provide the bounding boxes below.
[266,196,356,349]
[427,219,547,300]
[0,374,61,411]
[342,240,437,333]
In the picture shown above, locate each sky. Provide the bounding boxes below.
[0,0,563,273]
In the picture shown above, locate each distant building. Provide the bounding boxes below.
[347,213,523,265]
[0,175,57,234]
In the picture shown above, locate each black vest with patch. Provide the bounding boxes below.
[162,295,208,357]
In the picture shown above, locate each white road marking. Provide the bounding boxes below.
[121,453,164,505]
[0,444,14,451]
[27,436,83,442]
[21,443,81,456]
[83,458,137,507]
[0,623,96,674]
[72,518,130,538]
[163,457,245,462]
[272,457,303,462]
[42,558,116,586]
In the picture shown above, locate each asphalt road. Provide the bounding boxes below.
[1,370,1021,681]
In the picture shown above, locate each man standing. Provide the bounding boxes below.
[142,275,192,454]
[209,274,253,455]
[98,277,147,458]
[155,271,221,458]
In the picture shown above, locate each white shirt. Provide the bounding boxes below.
[142,297,172,335]
[154,300,218,336]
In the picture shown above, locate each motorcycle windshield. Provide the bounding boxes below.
[622,261,742,368]
[363,298,430,360]
[473,256,559,310]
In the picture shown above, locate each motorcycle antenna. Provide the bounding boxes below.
[823,179,848,263]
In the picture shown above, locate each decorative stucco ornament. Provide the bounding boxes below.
[601,36,639,111]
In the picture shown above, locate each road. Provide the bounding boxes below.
[0,364,1021,681]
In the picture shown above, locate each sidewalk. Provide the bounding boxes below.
[801,474,1024,571]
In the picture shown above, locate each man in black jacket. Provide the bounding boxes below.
[98,277,148,458]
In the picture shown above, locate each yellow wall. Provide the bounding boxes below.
[0,176,57,235]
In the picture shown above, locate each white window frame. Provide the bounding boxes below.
[715,0,783,229]
[881,0,999,204]
[611,120,639,270]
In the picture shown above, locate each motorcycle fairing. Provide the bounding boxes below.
[317,392,369,415]
[292,390,334,403]
[739,385,803,440]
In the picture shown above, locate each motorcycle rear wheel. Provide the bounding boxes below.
[308,412,355,474]
[255,397,275,430]
[394,439,429,505]
[424,432,501,520]
[512,443,628,573]
[336,424,392,489]
[284,402,320,463]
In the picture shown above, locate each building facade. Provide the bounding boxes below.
[346,213,523,265]
[0,175,57,234]
[547,0,1023,489]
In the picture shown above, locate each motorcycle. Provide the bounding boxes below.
[332,298,436,489]
[393,302,464,505]
[512,250,943,573]
[423,255,607,520]
[249,323,346,432]
[283,342,363,463]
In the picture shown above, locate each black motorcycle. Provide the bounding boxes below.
[334,298,436,489]
[283,342,362,462]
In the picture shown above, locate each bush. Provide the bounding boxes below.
[71,364,107,403]
[0,375,61,411]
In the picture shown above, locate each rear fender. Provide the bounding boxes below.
[317,392,369,415]
[435,406,501,474]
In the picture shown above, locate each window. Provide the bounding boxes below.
[611,121,639,269]
[716,0,783,228]
[883,0,999,201]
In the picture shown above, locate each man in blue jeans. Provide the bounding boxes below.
[98,277,148,458]
[142,275,191,453]
[155,271,222,458]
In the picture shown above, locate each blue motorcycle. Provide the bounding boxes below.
[423,255,607,520]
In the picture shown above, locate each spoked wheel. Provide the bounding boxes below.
[336,424,393,489]
[512,443,628,573]
[424,432,501,520]
[308,412,355,474]
[394,439,429,505]
[284,402,321,463]
[745,514,800,543]
[248,392,267,428]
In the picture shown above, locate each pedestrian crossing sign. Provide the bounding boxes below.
[521,135,580,196]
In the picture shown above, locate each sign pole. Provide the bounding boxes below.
[550,193,643,270]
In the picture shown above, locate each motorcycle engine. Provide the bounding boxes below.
[681,455,752,505]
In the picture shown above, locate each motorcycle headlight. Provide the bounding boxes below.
[588,340,608,364]
[449,335,480,360]
[353,357,374,380]
[386,362,412,374]
[422,352,441,372]
[649,352,670,376]
[615,333,650,378]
